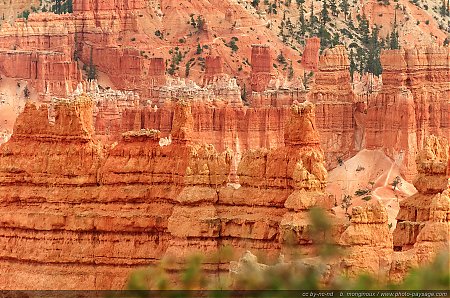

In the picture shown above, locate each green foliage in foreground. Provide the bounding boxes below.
[123,209,449,294]
[124,249,449,294]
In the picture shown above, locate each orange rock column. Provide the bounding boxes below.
[250,44,272,94]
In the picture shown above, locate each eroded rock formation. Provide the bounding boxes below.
[203,53,224,86]
[388,135,449,281]
[0,97,333,289]
[302,37,320,72]
[339,201,392,278]
[366,46,450,180]
[250,44,272,93]
[393,136,449,251]
[309,45,356,168]
[0,14,81,100]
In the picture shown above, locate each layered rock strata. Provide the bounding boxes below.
[365,46,450,180]
[0,97,334,289]
[250,44,272,93]
[0,14,81,100]
[393,136,449,251]
[389,136,449,281]
[203,54,224,86]
[309,46,356,168]
[339,201,393,278]
[301,37,320,72]
[120,102,287,152]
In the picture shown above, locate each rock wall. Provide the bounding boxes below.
[80,44,145,91]
[148,57,166,87]
[389,136,449,281]
[0,14,81,100]
[339,201,393,278]
[0,14,75,56]
[0,97,334,289]
[0,50,82,99]
[250,44,272,93]
[73,0,146,12]
[365,46,450,180]
[203,55,224,86]
[309,45,356,168]
[302,37,320,72]
[251,88,307,108]
[393,136,449,251]
[120,102,288,152]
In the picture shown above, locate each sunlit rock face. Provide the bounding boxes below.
[0,99,336,289]
[365,47,450,181]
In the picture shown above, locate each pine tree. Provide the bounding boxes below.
[52,0,62,14]
[389,10,400,49]
[196,15,205,31]
[298,3,307,35]
[288,62,294,80]
[280,19,287,42]
[389,29,399,49]
[67,0,73,13]
[358,14,370,46]
[321,0,331,24]
[73,32,79,61]
[277,52,287,65]
[330,0,338,17]
[340,0,349,20]
[380,36,386,49]
[367,26,382,76]
[349,49,356,81]
[185,61,191,77]
[251,0,260,8]
[331,32,340,47]
[88,46,97,80]
[286,17,294,36]
[296,0,305,7]
[196,43,203,54]
[440,0,447,16]
[309,0,315,28]
[318,24,331,50]
[280,12,287,42]
[356,47,365,75]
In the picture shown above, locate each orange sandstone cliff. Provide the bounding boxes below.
[310,45,356,168]
[365,46,450,180]
[389,136,449,281]
[0,97,335,289]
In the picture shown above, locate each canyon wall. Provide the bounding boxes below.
[121,102,288,152]
[0,14,81,100]
[309,45,356,168]
[365,46,450,180]
[302,37,320,72]
[0,3,447,180]
[203,54,224,86]
[250,44,272,93]
[79,44,145,91]
[393,136,449,252]
[389,135,449,281]
[0,97,336,289]
[73,0,146,12]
